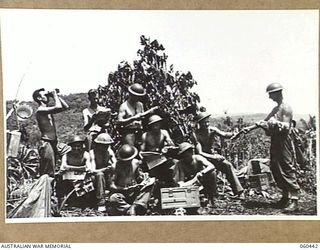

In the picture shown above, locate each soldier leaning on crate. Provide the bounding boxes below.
[245,83,300,212]
[173,142,217,207]
[82,89,111,150]
[32,88,69,177]
[109,144,154,216]
[192,112,245,200]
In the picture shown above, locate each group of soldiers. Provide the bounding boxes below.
[32,81,300,215]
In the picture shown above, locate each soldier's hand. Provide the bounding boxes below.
[256,120,268,129]
[213,154,225,162]
[196,171,204,179]
[134,113,142,120]
[91,113,97,121]
[242,127,251,134]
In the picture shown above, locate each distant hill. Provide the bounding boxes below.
[214,113,314,123]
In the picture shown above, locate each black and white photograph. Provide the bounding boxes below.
[2,9,318,221]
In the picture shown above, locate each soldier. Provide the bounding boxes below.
[174,142,217,207]
[140,115,176,185]
[118,83,158,146]
[56,135,91,206]
[192,112,244,199]
[118,83,146,146]
[83,89,111,150]
[249,83,300,212]
[32,88,69,177]
[109,144,154,216]
[141,115,175,152]
[89,133,117,212]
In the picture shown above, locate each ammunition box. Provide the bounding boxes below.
[160,186,200,209]
[249,173,270,190]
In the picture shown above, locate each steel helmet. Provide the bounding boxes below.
[117,144,138,161]
[128,83,146,96]
[195,112,211,123]
[148,115,163,126]
[68,135,85,145]
[178,142,194,155]
[94,133,114,144]
[266,83,283,93]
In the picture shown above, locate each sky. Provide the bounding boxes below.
[0,9,318,116]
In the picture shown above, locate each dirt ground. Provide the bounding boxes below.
[58,186,317,217]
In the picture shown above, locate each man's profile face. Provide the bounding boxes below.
[38,90,49,104]
[268,91,281,102]
[89,92,99,103]
[199,117,210,129]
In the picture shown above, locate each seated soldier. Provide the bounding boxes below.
[89,133,117,212]
[192,112,244,199]
[56,135,91,206]
[141,115,175,152]
[109,144,154,216]
[140,115,176,184]
[174,142,217,207]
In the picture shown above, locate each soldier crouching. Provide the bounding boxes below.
[173,142,217,207]
[109,144,155,216]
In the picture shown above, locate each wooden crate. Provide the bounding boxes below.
[249,173,270,190]
[160,186,200,209]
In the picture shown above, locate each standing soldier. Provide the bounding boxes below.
[32,88,69,177]
[118,83,158,146]
[250,83,300,212]
[118,83,146,146]
[83,89,111,150]
[192,112,245,199]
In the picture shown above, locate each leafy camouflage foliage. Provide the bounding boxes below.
[95,35,201,143]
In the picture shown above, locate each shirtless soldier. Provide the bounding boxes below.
[248,83,300,212]
[83,89,111,150]
[32,88,69,177]
[109,144,154,216]
[141,115,174,152]
[174,142,217,207]
[140,115,176,184]
[193,112,244,199]
[118,83,146,146]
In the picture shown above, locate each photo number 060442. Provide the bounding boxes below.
[3,9,318,221]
